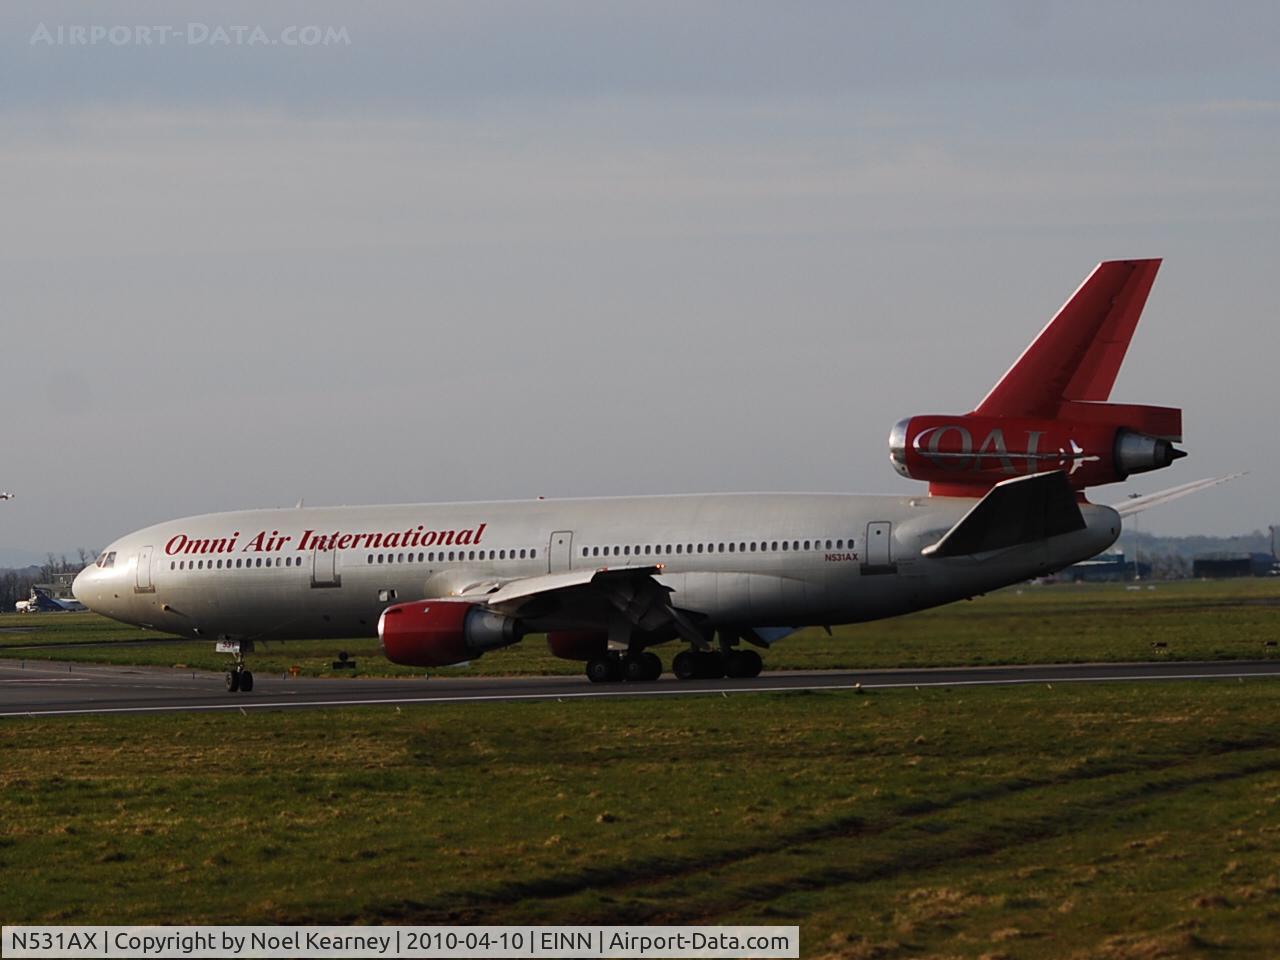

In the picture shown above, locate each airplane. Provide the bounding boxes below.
[16,585,87,613]
[0,492,14,501]
[74,258,1222,694]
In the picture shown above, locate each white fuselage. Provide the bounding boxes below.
[73,492,1120,644]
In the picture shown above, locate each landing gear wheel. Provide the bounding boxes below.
[623,651,664,682]
[586,656,623,683]
[239,670,254,693]
[623,655,649,683]
[225,670,240,693]
[641,651,663,681]
[672,650,696,680]
[726,649,763,678]
[695,651,726,679]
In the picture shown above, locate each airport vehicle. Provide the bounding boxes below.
[74,259,1210,693]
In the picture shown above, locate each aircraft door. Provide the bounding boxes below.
[863,522,895,573]
[311,545,341,588]
[549,530,574,573]
[134,546,155,593]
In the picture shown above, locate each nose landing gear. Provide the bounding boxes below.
[216,639,255,694]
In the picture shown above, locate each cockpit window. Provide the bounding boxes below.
[97,551,117,568]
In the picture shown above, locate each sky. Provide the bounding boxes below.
[1,1,1278,563]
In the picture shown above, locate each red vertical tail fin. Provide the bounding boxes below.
[974,259,1163,418]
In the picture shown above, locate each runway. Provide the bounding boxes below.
[3,658,1280,718]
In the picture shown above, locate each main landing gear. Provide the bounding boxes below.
[585,651,662,684]
[671,648,763,680]
[217,639,254,694]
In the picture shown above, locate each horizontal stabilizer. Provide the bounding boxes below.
[1113,473,1244,517]
[923,470,1085,558]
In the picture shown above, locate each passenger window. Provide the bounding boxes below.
[782,541,789,551]
[696,544,704,553]
[676,544,683,554]
[624,546,631,555]
[836,539,843,549]
[804,540,811,550]
[728,543,735,553]
[531,549,537,558]
[398,553,404,563]
[718,543,725,553]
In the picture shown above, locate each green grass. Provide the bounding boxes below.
[3,682,1280,958]
[3,578,1279,677]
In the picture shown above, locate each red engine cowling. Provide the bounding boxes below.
[889,412,1185,497]
[378,600,524,667]
[547,630,608,661]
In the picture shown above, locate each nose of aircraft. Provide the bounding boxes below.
[72,564,92,604]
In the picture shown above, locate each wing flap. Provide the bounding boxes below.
[923,470,1086,558]
[482,565,663,607]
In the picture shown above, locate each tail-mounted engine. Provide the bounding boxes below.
[378,600,524,667]
[890,405,1185,497]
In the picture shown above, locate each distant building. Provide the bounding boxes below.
[1192,552,1275,578]
[1060,551,1150,582]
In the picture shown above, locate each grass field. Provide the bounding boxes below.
[2,578,1279,678]
[3,682,1280,957]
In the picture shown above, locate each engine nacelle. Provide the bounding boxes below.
[547,630,608,661]
[889,414,1185,496]
[378,600,524,667]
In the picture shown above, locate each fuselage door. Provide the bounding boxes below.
[134,545,155,593]
[549,530,574,573]
[311,545,341,588]
[863,521,895,573]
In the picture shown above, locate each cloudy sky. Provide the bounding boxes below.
[1,1,1277,563]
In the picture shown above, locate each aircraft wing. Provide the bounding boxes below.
[1112,473,1244,517]
[475,564,710,648]
[481,565,663,607]
[923,470,1085,558]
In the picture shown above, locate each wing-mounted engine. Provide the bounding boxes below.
[378,600,524,667]
[889,258,1186,497]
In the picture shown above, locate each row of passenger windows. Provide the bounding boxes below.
[169,538,852,574]
[583,537,854,558]
[368,548,538,565]
[171,556,295,571]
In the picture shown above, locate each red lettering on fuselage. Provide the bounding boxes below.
[169,523,490,556]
